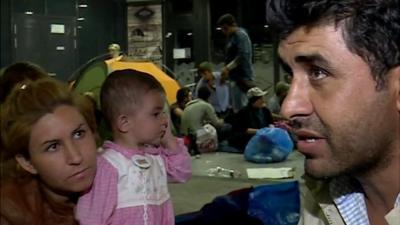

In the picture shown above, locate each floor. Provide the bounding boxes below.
[168,71,300,215]
[169,151,304,215]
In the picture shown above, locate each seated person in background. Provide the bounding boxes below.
[194,61,230,117]
[107,43,123,60]
[181,86,227,152]
[181,86,225,136]
[170,87,192,135]
[229,87,273,151]
[267,81,290,117]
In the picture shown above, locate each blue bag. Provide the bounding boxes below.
[244,127,294,163]
[248,181,300,225]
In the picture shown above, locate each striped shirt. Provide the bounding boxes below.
[330,176,400,225]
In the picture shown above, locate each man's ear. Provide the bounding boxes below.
[15,154,37,175]
[393,66,400,111]
[116,114,130,133]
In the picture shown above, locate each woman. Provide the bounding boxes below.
[0,78,98,225]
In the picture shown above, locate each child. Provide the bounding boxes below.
[76,69,192,225]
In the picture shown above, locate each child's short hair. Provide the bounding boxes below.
[100,69,165,129]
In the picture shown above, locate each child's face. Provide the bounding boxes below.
[25,105,97,194]
[130,90,168,145]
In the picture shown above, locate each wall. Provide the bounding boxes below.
[1,0,12,67]
[0,0,126,77]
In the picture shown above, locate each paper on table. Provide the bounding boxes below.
[247,167,295,179]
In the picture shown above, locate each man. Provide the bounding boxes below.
[267,81,290,116]
[181,87,225,153]
[230,87,273,151]
[266,0,399,224]
[218,14,255,113]
[105,43,123,66]
[170,87,192,135]
[194,61,230,116]
[180,86,224,136]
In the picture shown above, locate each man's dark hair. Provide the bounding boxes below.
[197,61,212,74]
[176,87,191,103]
[266,0,400,89]
[197,86,211,101]
[217,13,236,26]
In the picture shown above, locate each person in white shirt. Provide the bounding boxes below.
[194,61,230,116]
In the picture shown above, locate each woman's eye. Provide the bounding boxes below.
[46,143,58,152]
[309,66,329,80]
[73,129,86,139]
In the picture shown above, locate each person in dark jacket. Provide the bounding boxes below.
[229,87,273,151]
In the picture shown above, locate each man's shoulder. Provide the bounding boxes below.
[235,28,250,37]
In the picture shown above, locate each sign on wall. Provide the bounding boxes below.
[127,4,162,65]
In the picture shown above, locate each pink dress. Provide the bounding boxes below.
[76,139,192,225]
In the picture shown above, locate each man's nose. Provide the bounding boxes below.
[280,77,313,120]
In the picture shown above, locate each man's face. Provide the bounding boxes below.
[221,25,230,36]
[201,70,213,81]
[252,96,266,109]
[279,25,399,179]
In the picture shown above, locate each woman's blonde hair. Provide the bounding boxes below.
[0,78,97,160]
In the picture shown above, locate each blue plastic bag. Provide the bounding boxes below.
[244,127,294,163]
[248,181,300,225]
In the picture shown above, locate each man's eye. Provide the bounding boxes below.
[309,66,328,80]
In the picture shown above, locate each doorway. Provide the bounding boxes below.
[13,14,77,81]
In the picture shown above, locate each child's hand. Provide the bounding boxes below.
[160,113,180,152]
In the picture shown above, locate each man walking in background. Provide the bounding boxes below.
[218,13,255,113]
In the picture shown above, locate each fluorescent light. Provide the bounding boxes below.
[187,32,192,36]
[264,25,269,28]
[165,32,172,38]
[78,4,88,8]
[24,11,33,15]
[77,17,85,21]
[216,27,222,30]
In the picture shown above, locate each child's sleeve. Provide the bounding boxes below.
[75,156,118,225]
[161,138,192,183]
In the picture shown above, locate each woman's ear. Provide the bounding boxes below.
[15,154,37,175]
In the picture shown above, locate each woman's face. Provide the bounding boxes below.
[21,105,97,195]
